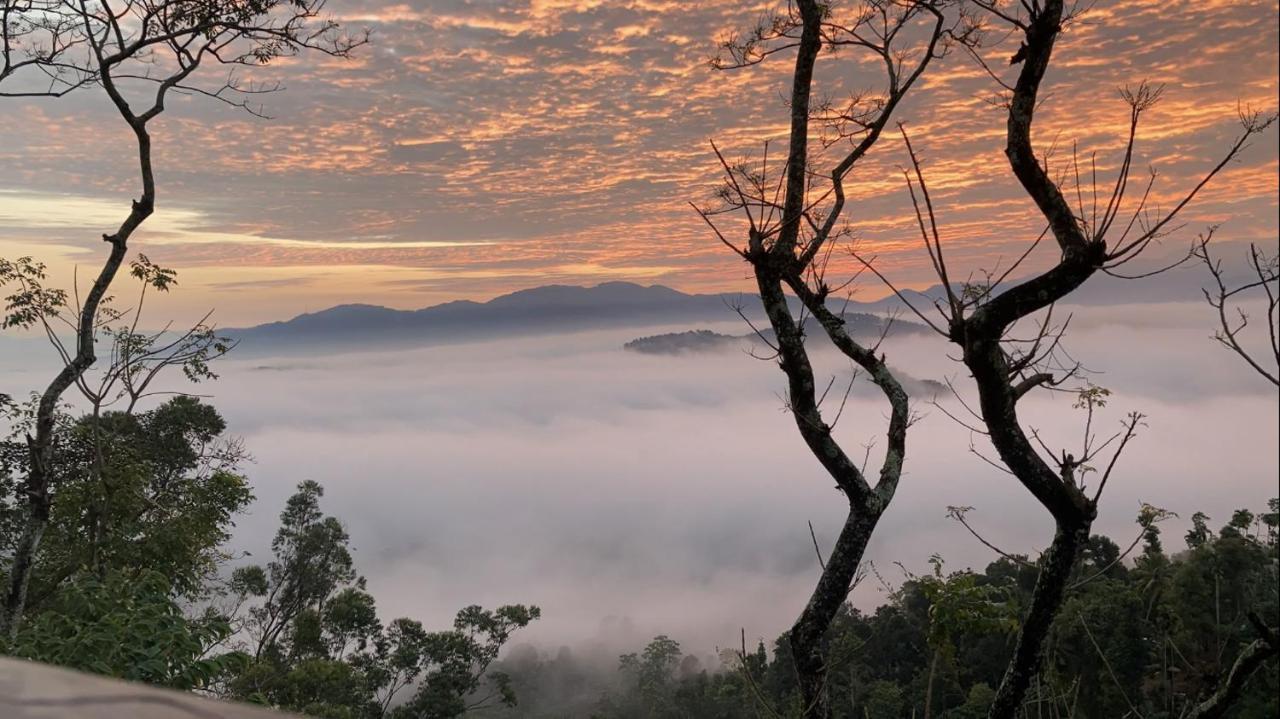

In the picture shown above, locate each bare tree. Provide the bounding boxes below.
[1193,234,1279,387]
[857,1,1275,717]
[699,2,975,715]
[0,0,364,637]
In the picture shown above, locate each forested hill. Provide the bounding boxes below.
[622,314,932,355]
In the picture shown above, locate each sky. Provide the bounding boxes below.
[0,0,1277,325]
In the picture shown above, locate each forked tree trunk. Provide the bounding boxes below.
[755,266,905,719]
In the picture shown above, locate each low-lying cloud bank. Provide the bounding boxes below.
[2,299,1275,659]
[195,302,1277,657]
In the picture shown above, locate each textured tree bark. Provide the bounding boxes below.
[962,265,1098,719]
[714,2,944,713]
[775,0,824,258]
[923,646,941,719]
[754,256,907,719]
[738,4,920,714]
[753,261,906,719]
[1183,618,1278,719]
[789,510,880,718]
[755,266,906,718]
[963,328,1097,719]
[986,519,1090,719]
[961,0,1262,703]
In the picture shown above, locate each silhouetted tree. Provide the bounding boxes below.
[2,255,238,601]
[862,1,1275,715]
[698,2,975,715]
[0,396,252,690]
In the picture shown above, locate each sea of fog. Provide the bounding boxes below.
[1,300,1276,661]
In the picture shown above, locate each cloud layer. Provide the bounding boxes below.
[149,305,1275,655]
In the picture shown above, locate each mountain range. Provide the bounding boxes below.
[227,281,915,354]
[227,266,1216,354]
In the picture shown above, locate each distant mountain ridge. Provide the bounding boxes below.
[229,268,1215,354]
[229,281,900,354]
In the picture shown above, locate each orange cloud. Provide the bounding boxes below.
[0,0,1275,324]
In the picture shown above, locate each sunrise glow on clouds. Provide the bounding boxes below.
[0,0,1276,324]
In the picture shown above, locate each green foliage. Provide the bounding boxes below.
[0,396,253,692]
[129,254,179,292]
[1187,511,1212,549]
[862,679,904,719]
[0,391,540,719]
[238,479,360,662]
[2,569,245,689]
[950,683,995,719]
[481,502,1278,719]
[915,555,1018,659]
[1049,579,1149,717]
[1073,383,1112,410]
[1,397,253,600]
[226,482,540,719]
[0,256,68,330]
[614,635,684,716]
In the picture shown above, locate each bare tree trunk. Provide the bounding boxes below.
[0,0,362,640]
[928,3,1100,713]
[790,511,880,718]
[863,0,1262,705]
[923,646,941,719]
[755,266,904,719]
[1184,616,1279,719]
[1183,639,1272,719]
[987,519,1090,719]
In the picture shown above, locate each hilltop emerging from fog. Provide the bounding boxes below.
[623,313,932,356]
